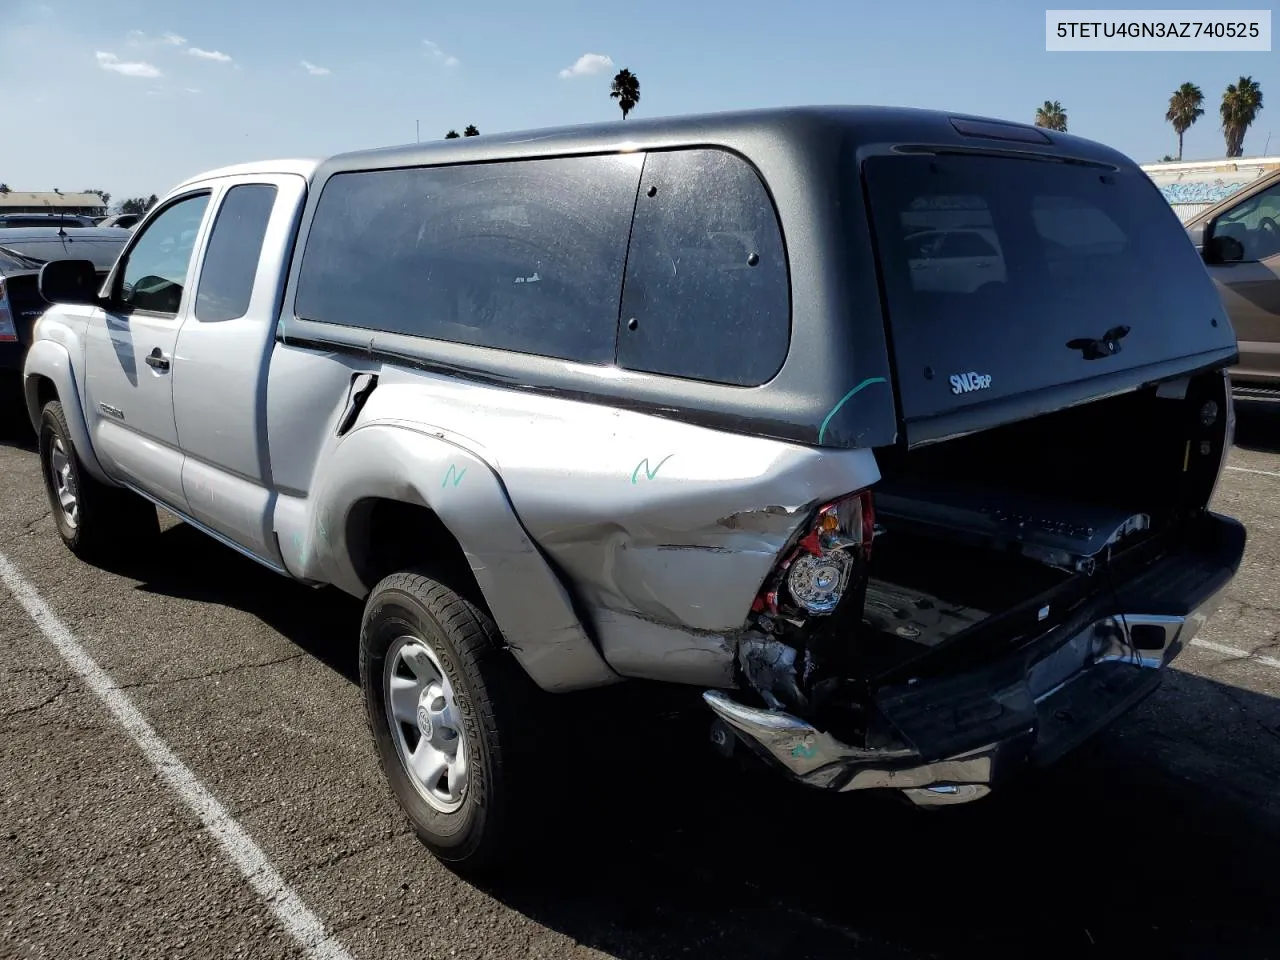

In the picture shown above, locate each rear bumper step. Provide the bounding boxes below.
[704,513,1244,806]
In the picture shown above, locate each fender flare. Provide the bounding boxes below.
[22,339,112,485]
[302,421,620,693]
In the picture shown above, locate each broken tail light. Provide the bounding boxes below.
[754,490,875,619]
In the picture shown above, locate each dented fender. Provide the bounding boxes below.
[282,419,620,693]
[269,368,883,691]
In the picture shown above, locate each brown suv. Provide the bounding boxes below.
[1186,168,1280,399]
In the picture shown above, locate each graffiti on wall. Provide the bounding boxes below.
[1157,180,1252,204]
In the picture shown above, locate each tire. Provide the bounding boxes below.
[38,400,159,561]
[359,568,548,876]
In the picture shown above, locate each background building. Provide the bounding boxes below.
[1141,156,1280,223]
[0,189,107,217]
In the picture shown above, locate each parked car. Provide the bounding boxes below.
[97,213,140,230]
[23,107,1245,874]
[0,213,97,229]
[1,227,128,389]
[902,227,1007,293]
[1185,167,1280,400]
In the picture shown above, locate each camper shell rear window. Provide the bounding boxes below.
[862,153,1226,421]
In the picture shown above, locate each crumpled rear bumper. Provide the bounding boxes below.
[704,512,1245,806]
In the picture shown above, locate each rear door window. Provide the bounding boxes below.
[294,154,643,364]
[616,148,790,386]
[862,154,1227,420]
[195,183,278,322]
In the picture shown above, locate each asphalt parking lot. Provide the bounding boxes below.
[1,400,1279,960]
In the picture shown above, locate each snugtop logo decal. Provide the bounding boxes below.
[949,372,993,396]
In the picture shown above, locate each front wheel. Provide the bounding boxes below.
[359,569,548,875]
[38,399,159,561]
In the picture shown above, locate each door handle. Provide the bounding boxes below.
[145,348,170,371]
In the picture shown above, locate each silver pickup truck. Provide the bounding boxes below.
[23,106,1246,875]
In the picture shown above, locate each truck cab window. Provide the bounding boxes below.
[119,193,210,315]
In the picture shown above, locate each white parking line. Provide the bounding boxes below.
[0,550,356,960]
[1225,465,1280,479]
[1192,638,1280,671]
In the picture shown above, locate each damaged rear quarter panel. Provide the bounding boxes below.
[357,368,882,687]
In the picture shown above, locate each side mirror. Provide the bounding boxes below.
[38,259,101,305]
[1203,233,1245,265]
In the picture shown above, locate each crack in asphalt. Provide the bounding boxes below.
[1219,596,1280,618]
[1195,636,1280,673]
[22,509,51,533]
[311,826,415,873]
[1255,719,1280,745]
[0,678,73,719]
[0,664,62,678]
[115,653,308,691]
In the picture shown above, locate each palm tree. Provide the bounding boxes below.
[1221,76,1264,158]
[610,68,640,119]
[445,129,460,139]
[1033,100,1068,132]
[1165,82,1204,160]
[463,124,479,137]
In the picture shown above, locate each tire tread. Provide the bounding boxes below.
[38,399,159,561]
[359,567,546,874]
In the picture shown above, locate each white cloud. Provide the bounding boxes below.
[301,60,330,76]
[185,87,201,94]
[558,53,613,79]
[95,51,162,78]
[423,39,458,67]
[189,47,232,63]
[127,29,187,47]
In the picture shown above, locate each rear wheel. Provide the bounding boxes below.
[359,568,549,876]
[38,400,159,561]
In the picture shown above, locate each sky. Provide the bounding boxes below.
[2,0,1277,204]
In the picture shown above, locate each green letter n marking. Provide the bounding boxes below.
[631,454,674,485]
[442,464,467,488]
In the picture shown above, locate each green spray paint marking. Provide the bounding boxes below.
[817,377,888,444]
[631,454,674,485]
[442,464,467,488]
[791,743,818,759]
